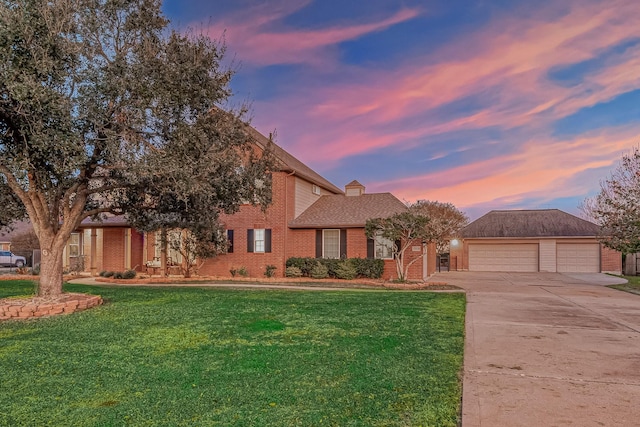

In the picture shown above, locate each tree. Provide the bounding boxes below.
[410,201,468,255]
[365,201,468,281]
[365,211,430,281]
[581,147,640,254]
[0,0,272,297]
[165,228,228,278]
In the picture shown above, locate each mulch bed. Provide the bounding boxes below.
[92,275,460,290]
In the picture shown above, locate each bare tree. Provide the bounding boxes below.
[9,229,40,266]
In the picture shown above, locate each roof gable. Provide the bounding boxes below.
[246,126,342,194]
[289,193,407,228]
[462,209,600,238]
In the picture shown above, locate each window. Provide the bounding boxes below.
[375,234,394,259]
[323,229,340,259]
[226,230,234,253]
[69,233,80,257]
[247,229,272,253]
[254,229,265,253]
[312,184,321,195]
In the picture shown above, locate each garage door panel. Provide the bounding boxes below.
[557,243,599,273]
[469,244,538,272]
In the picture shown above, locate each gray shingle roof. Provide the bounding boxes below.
[289,193,407,228]
[462,209,599,238]
[246,126,342,195]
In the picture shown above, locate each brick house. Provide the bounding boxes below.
[288,180,435,280]
[73,128,435,280]
[449,209,622,274]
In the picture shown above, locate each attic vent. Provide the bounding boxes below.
[312,185,321,195]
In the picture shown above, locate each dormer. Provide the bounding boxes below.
[345,180,365,196]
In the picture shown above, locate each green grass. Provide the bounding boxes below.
[0,280,465,426]
[609,275,640,295]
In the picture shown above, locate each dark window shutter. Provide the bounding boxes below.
[247,229,254,253]
[395,240,401,258]
[316,230,323,258]
[367,238,375,259]
[227,230,234,253]
[265,229,272,253]
[340,229,347,258]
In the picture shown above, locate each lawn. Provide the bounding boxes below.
[609,275,640,295]
[0,280,465,426]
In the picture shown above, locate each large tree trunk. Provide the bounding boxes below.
[38,244,65,297]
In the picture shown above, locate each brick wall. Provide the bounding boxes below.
[131,230,144,272]
[601,245,622,274]
[198,172,291,278]
[102,228,126,271]
[346,229,368,259]
[287,229,316,259]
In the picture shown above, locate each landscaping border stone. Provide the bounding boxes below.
[0,293,102,320]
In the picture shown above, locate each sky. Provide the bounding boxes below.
[162,0,640,220]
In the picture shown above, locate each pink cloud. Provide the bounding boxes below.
[197,0,640,215]
[370,126,640,210]
[204,4,421,67]
[250,0,640,164]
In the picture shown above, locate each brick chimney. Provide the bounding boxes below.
[345,180,365,196]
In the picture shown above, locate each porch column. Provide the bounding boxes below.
[90,228,98,276]
[422,243,428,281]
[142,232,148,267]
[124,228,132,270]
[160,229,168,277]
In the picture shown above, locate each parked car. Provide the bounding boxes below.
[0,251,26,267]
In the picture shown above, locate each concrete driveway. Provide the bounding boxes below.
[432,271,640,427]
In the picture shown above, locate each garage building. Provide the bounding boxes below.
[450,209,621,274]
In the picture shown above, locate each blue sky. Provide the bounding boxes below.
[163,0,640,219]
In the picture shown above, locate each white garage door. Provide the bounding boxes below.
[469,244,539,272]
[557,243,600,273]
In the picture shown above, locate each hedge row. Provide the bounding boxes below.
[285,257,384,279]
[99,269,137,279]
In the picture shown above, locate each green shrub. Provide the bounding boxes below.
[320,258,341,278]
[285,266,303,277]
[264,265,277,278]
[285,257,316,276]
[285,257,384,279]
[103,271,114,278]
[351,258,385,279]
[238,267,249,277]
[113,272,123,279]
[122,269,137,279]
[310,262,329,279]
[335,260,357,280]
[99,271,106,277]
[229,268,237,277]
[31,264,40,276]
